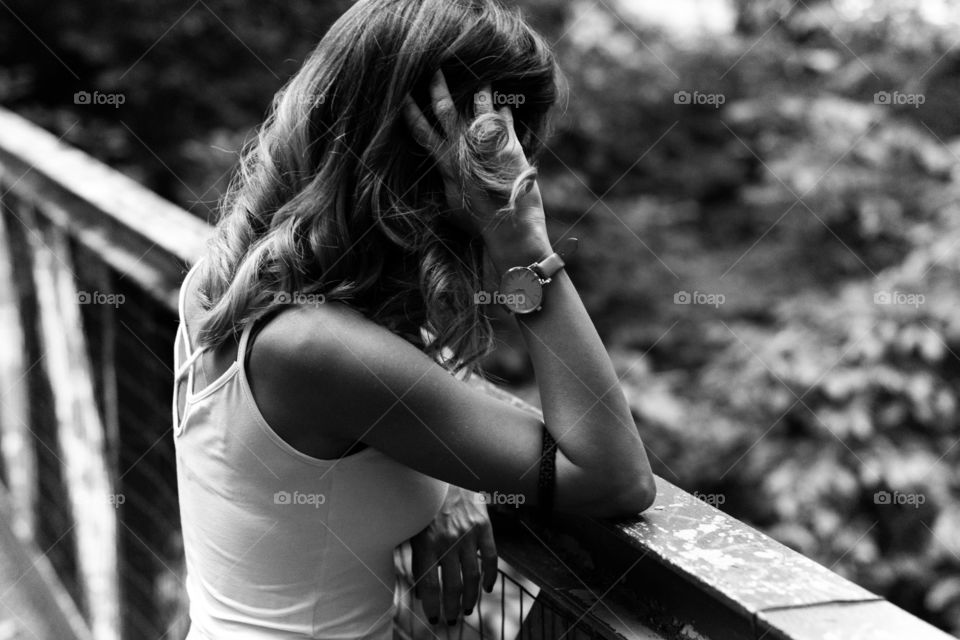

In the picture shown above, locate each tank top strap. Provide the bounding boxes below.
[235,305,285,372]
[178,258,204,355]
[235,316,257,369]
[175,344,207,382]
[174,258,208,431]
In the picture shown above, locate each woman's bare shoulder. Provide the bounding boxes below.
[246,300,439,451]
[253,301,384,361]
[248,300,421,400]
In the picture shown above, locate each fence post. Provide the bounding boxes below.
[30,218,121,640]
[0,197,36,539]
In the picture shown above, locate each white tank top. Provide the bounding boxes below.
[172,261,449,639]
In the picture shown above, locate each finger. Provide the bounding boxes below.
[429,69,458,137]
[496,104,522,151]
[459,544,480,615]
[477,523,498,594]
[396,541,414,581]
[474,83,494,116]
[411,546,442,624]
[498,103,515,129]
[403,94,443,153]
[440,555,463,625]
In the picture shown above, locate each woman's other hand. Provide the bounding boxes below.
[408,485,498,625]
[402,69,546,240]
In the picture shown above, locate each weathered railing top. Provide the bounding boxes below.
[0,106,953,640]
[0,108,209,310]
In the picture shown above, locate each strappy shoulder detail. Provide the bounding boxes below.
[178,258,203,356]
[174,258,212,432]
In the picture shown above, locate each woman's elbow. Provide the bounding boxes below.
[605,470,657,516]
[566,469,657,518]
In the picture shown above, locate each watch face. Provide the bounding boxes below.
[500,267,543,313]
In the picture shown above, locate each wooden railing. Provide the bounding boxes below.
[0,106,953,640]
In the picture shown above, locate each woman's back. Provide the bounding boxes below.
[173,262,449,639]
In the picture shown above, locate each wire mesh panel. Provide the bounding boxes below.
[0,188,189,640]
[394,547,610,640]
[1,195,84,616]
[104,258,188,640]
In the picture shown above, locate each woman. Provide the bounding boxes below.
[172,0,657,637]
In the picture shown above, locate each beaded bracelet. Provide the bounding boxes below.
[538,426,558,512]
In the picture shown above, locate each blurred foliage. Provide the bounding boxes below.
[3,0,960,634]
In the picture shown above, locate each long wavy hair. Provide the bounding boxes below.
[194,0,565,373]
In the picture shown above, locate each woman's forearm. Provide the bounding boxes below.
[483,226,653,499]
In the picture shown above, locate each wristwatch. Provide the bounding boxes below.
[498,237,578,314]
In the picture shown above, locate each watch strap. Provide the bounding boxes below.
[532,252,564,280]
[531,237,578,280]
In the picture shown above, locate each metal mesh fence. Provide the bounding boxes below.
[0,190,188,640]
[395,554,610,640]
[108,263,188,640]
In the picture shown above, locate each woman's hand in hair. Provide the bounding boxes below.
[403,70,547,242]
[408,485,498,626]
